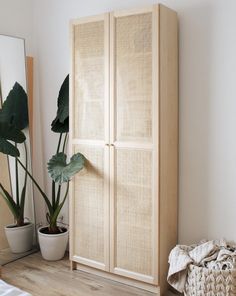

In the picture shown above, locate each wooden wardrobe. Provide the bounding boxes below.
[69,4,178,295]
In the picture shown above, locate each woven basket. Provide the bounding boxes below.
[184,264,236,296]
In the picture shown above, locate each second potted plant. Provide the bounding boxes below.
[0,82,33,253]
[17,75,85,260]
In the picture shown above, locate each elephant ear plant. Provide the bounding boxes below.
[17,75,85,235]
[0,82,29,227]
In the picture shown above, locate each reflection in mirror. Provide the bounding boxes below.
[0,35,37,265]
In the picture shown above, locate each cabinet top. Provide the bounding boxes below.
[70,4,177,26]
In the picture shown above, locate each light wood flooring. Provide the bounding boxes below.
[1,252,158,296]
[0,246,38,265]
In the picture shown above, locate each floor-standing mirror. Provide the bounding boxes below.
[0,35,37,265]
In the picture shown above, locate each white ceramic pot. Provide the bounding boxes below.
[5,223,33,253]
[38,226,69,261]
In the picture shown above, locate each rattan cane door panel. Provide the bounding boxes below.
[73,20,105,140]
[114,13,152,143]
[73,144,106,266]
[113,148,153,277]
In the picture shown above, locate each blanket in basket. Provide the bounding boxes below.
[167,239,236,293]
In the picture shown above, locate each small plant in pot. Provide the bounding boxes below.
[17,75,85,261]
[0,82,33,253]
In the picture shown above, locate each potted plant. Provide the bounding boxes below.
[17,75,85,261]
[0,82,33,253]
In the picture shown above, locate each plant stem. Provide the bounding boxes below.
[15,143,19,206]
[57,133,63,154]
[0,182,19,220]
[54,133,67,209]
[23,142,28,201]
[61,181,69,207]
[16,157,53,215]
[19,141,28,222]
[52,181,56,209]
[55,184,61,207]
[50,181,69,233]
[52,133,63,209]
[62,133,68,153]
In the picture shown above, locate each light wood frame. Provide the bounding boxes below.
[69,13,110,272]
[26,56,34,147]
[109,6,157,285]
[70,4,178,296]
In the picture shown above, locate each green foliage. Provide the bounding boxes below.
[51,75,69,133]
[1,82,29,130]
[0,183,20,220]
[0,121,26,157]
[47,152,85,184]
[0,75,85,233]
[16,75,85,234]
[0,82,29,226]
[51,117,69,133]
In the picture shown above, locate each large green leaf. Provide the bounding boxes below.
[47,152,85,184]
[1,82,29,130]
[0,138,19,157]
[56,75,69,123]
[0,121,26,143]
[51,117,69,133]
[51,75,69,133]
[0,122,26,156]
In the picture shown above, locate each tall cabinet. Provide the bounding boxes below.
[69,4,178,295]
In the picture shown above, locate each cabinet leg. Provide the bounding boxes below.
[70,261,77,271]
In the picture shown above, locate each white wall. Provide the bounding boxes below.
[0,0,46,225]
[0,0,33,55]
[30,0,236,244]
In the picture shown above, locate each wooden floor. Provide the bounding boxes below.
[1,252,158,296]
[0,246,38,265]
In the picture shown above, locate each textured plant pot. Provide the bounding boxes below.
[38,226,69,261]
[5,223,33,253]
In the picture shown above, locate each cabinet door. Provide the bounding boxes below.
[70,14,110,271]
[71,144,109,270]
[110,7,158,284]
[71,14,109,142]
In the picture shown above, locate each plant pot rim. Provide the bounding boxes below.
[5,222,33,230]
[38,226,69,237]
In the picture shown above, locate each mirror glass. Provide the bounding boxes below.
[0,35,37,265]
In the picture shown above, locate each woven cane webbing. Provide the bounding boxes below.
[115,13,152,142]
[185,265,236,296]
[114,148,153,275]
[73,145,105,263]
[74,21,105,140]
